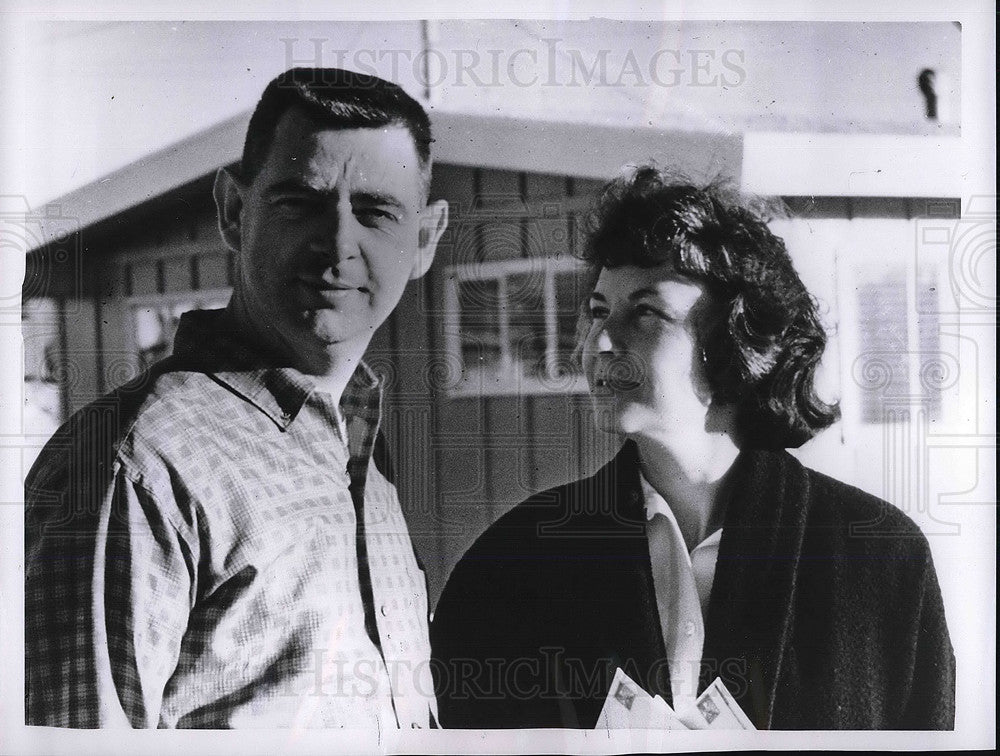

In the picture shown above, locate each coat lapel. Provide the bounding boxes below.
[589,441,673,704]
[700,449,811,729]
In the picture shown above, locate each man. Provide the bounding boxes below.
[25,67,448,728]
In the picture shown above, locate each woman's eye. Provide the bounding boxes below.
[633,304,659,318]
[589,306,609,320]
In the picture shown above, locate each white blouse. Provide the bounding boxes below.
[640,473,723,714]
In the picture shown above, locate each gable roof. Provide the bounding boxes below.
[29,110,742,250]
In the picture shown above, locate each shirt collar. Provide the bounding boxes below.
[171,308,383,431]
[639,472,723,553]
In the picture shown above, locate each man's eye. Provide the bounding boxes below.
[355,207,398,227]
[273,196,314,212]
[588,306,609,320]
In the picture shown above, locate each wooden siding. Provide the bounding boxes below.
[21,171,960,607]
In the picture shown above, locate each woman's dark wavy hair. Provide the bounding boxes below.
[582,166,840,449]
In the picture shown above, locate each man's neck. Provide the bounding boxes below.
[226,299,368,407]
[306,353,363,406]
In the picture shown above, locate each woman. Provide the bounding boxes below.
[430,168,955,730]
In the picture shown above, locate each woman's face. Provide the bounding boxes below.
[582,263,716,440]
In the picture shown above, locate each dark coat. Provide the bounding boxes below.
[430,441,955,729]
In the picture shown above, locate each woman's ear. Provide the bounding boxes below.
[214,167,247,254]
[410,200,449,280]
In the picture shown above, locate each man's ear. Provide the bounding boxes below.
[410,200,449,280]
[213,167,247,254]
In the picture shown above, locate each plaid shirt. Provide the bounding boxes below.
[25,309,435,728]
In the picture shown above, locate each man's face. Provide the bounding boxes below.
[219,108,443,370]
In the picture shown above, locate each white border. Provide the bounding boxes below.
[1,2,994,754]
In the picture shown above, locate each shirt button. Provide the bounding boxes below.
[411,722,422,729]
[280,410,292,422]
[684,621,695,637]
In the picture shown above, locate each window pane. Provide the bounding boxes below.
[134,305,183,369]
[916,268,943,421]
[446,263,589,395]
[132,294,229,370]
[23,297,62,439]
[507,271,548,379]
[554,267,588,377]
[856,270,910,423]
[457,278,503,380]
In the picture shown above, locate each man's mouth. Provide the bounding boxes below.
[299,277,370,295]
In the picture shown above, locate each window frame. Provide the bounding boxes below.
[442,256,588,397]
[124,287,233,369]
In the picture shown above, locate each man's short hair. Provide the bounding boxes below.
[582,166,840,449]
[241,67,433,195]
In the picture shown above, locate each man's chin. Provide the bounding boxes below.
[276,318,373,366]
[307,312,370,345]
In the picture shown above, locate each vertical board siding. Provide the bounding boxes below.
[162,256,194,293]
[366,165,613,602]
[129,257,161,296]
[63,297,100,416]
[28,159,943,611]
[475,168,523,263]
[427,164,494,593]
[96,256,138,395]
[518,170,591,522]
[197,253,230,290]
[428,166,602,603]
[482,395,532,513]
[379,276,442,587]
[55,295,70,421]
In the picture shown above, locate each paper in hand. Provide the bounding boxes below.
[649,694,689,730]
[595,668,688,730]
[691,677,757,730]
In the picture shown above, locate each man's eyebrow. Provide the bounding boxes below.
[261,183,406,211]
[351,191,406,210]
[263,179,322,196]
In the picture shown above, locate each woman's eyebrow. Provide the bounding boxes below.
[627,287,661,301]
[629,288,686,318]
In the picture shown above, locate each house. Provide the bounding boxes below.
[19,20,973,607]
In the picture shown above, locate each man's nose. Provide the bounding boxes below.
[312,203,358,265]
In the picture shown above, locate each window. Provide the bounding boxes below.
[128,288,231,369]
[853,264,943,423]
[443,257,589,395]
[772,213,951,432]
[22,297,62,441]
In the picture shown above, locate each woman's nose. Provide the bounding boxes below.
[594,325,614,353]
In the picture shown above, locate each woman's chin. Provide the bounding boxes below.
[590,406,620,435]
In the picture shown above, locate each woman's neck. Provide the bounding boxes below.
[634,429,740,551]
